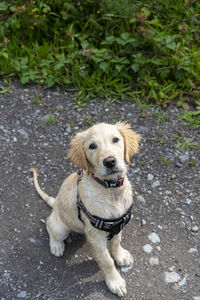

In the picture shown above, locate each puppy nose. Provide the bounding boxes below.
[103,156,116,168]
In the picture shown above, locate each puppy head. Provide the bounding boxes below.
[68,123,140,179]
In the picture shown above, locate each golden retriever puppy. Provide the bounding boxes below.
[30,122,140,297]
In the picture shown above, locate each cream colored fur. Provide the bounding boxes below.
[30,122,140,297]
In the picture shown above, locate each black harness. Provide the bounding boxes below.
[77,170,133,240]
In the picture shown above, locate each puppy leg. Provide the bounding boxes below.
[88,234,127,297]
[46,210,69,257]
[110,233,133,267]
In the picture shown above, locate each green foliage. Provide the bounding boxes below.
[182,98,200,130]
[157,156,172,167]
[46,114,57,124]
[0,0,200,125]
[173,136,198,151]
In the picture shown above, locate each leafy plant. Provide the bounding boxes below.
[157,156,172,167]
[46,114,57,124]
[0,0,200,123]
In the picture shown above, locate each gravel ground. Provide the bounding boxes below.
[0,82,199,300]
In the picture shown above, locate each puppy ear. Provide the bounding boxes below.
[67,132,89,172]
[117,122,141,164]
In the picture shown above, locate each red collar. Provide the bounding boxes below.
[92,173,124,188]
[77,169,124,188]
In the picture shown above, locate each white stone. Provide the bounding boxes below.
[193,297,200,300]
[191,225,198,232]
[147,174,154,181]
[136,195,146,204]
[178,274,188,287]
[17,128,28,138]
[141,219,147,226]
[158,225,163,230]
[188,247,198,254]
[148,232,160,244]
[13,136,17,142]
[149,256,159,266]
[121,262,134,273]
[179,154,189,163]
[166,190,172,195]
[87,256,93,261]
[17,291,27,298]
[143,244,153,254]
[168,266,176,272]
[28,237,36,244]
[152,180,160,188]
[164,271,181,283]
[186,198,192,205]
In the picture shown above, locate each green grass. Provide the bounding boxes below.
[157,156,172,167]
[172,135,198,151]
[0,0,200,127]
[46,114,57,124]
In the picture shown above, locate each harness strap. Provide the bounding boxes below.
[76,169,133,240]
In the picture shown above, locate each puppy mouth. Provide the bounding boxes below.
[105,168,123,176]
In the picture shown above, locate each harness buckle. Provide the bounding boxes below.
[104,181,109,188]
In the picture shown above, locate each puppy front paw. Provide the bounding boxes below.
[113,248,133,267]
[50,240,65,257]
[106,272,127,297]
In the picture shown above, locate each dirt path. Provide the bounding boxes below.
[0,82,199,300]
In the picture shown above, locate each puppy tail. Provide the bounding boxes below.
[30,168,55,208]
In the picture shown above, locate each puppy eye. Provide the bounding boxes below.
[113,137,119,143]
[89,143,97,150]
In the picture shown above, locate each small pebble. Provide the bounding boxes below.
[152,180,160,188]
[143,244,153,254]
[191,226,198,232]
[147,174,154,181]
[66,126,71,133]
[186,198,192,205]
[40,114,50,121]
[141,219,146,226]
[164,271,181,283]
[28,237,36,244]
[149,256,159,266]
[169,266,176,272]
[121,262,134,273]
[148,232,160,244]
[175,161,182,167]
[87,256,93,261]
[17,128,29,139]
[17,291,27,298]
[188,247,198,254]
[136,195,146,204]
[36,292,41,298]
[178,274,188,287]
[179,154,189,163]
